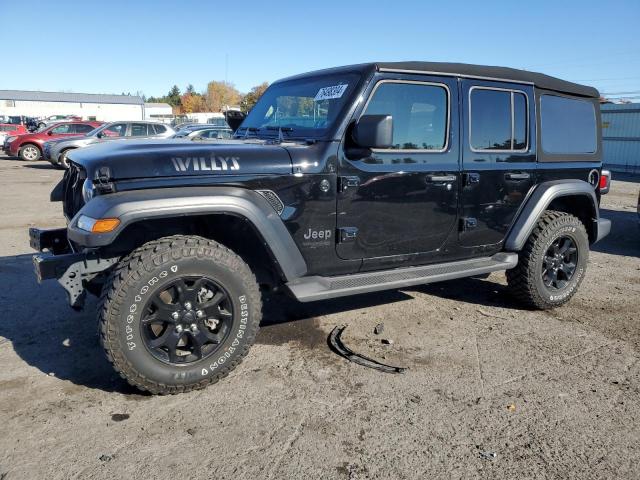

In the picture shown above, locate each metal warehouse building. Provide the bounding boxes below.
[0,90,144,121]
[602,103,640,174]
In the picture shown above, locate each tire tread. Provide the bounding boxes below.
[98,235,262,395]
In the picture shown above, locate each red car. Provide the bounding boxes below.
[5,121,102,161]
[0,123,28,141]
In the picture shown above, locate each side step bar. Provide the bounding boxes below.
[286,253,518,302]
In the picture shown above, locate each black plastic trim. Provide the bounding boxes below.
[504,179,602,251]
[67,186,307,281]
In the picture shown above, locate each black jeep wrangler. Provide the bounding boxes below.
[30,62,611,394]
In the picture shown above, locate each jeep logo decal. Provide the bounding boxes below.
[171,156,240,172]
[303,228,332,241]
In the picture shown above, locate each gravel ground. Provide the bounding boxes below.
[0,156,639,480]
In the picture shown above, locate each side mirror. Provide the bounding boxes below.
[352,115,393,149]
[96,131,104,138]
[47,131,53,136]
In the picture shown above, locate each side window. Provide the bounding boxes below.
[103,123,127,137]
[130,123,149,136]
[362,82,448,151]
[50,124,71,134]
[540,95,596,154]
[75,124,95,134]
[153,124,166,135]
[470,88,528,151]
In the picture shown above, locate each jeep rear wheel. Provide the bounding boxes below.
[506,210,589,309]
[19,144,41,161]
[99,235,261,394]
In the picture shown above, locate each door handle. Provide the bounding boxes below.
[505,172,530,181]
[426,174,456,183]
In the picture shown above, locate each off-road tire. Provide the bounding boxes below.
[99,235,262,394]
[506,210,589,310]
[19,143,41,161]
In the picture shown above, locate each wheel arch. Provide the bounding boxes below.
[505,180,600,251]
[67,186,307,283]
[19,142,41,153]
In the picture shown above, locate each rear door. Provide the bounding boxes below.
[336,75,460,261]
[459,80,537,248]
[49,123,80,138]
[130,123,151,137]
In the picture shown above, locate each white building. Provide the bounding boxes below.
[144,102,173,122]
[0,90,144,121]
[184,112,226,124]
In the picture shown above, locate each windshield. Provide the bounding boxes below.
[238,72,361,138]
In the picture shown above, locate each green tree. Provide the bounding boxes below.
[241,82,269,112]
[167,85,181,107]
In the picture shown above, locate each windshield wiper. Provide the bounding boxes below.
[242,127,260,139]
[265,126,294,142]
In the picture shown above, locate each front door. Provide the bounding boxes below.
[336,75,459,261]
[459,80,537,248]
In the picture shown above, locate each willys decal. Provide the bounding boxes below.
[171,156,240,172]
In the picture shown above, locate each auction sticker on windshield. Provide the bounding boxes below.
[314,84,348,101]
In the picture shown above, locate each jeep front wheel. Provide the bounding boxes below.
[506,210,589,310]
[99,235,261,394]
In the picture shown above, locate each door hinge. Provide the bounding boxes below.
[464,172,480,186]
[338,227,358,243]
[339,176,360,192]
[460,217,478,231]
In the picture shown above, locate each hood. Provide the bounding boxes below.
[67,138,294,180]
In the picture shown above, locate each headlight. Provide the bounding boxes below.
[82,178,95,203]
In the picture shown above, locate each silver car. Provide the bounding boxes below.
[44,121,175,168]
[175,127,233,140]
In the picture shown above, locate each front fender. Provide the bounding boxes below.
[67,186,307,281]
[504,179,605,251]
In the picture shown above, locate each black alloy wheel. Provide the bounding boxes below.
[141,276,233,365]
[542,236,578,290]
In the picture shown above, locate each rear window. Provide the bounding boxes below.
[540,95,597,154]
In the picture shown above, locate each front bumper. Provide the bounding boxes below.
[30,227,117,309]
[43,143,52,161]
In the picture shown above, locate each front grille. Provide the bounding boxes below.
[62,162,87,221]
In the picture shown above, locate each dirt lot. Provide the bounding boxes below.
[0,156,639,480]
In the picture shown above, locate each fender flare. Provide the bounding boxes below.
[504,179,602,251]
[67,186,307,281]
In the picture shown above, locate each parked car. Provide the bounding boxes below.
[37,115,83,129]
[30,61,611,394]
[3,121,103,161]
[177,127,233,140]
[174,124,229,136]
[0,123,28,146]
[45,121,175,168]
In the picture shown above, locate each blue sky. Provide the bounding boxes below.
[1,0,639,100]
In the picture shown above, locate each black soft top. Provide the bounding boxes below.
[279,62,598,98]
